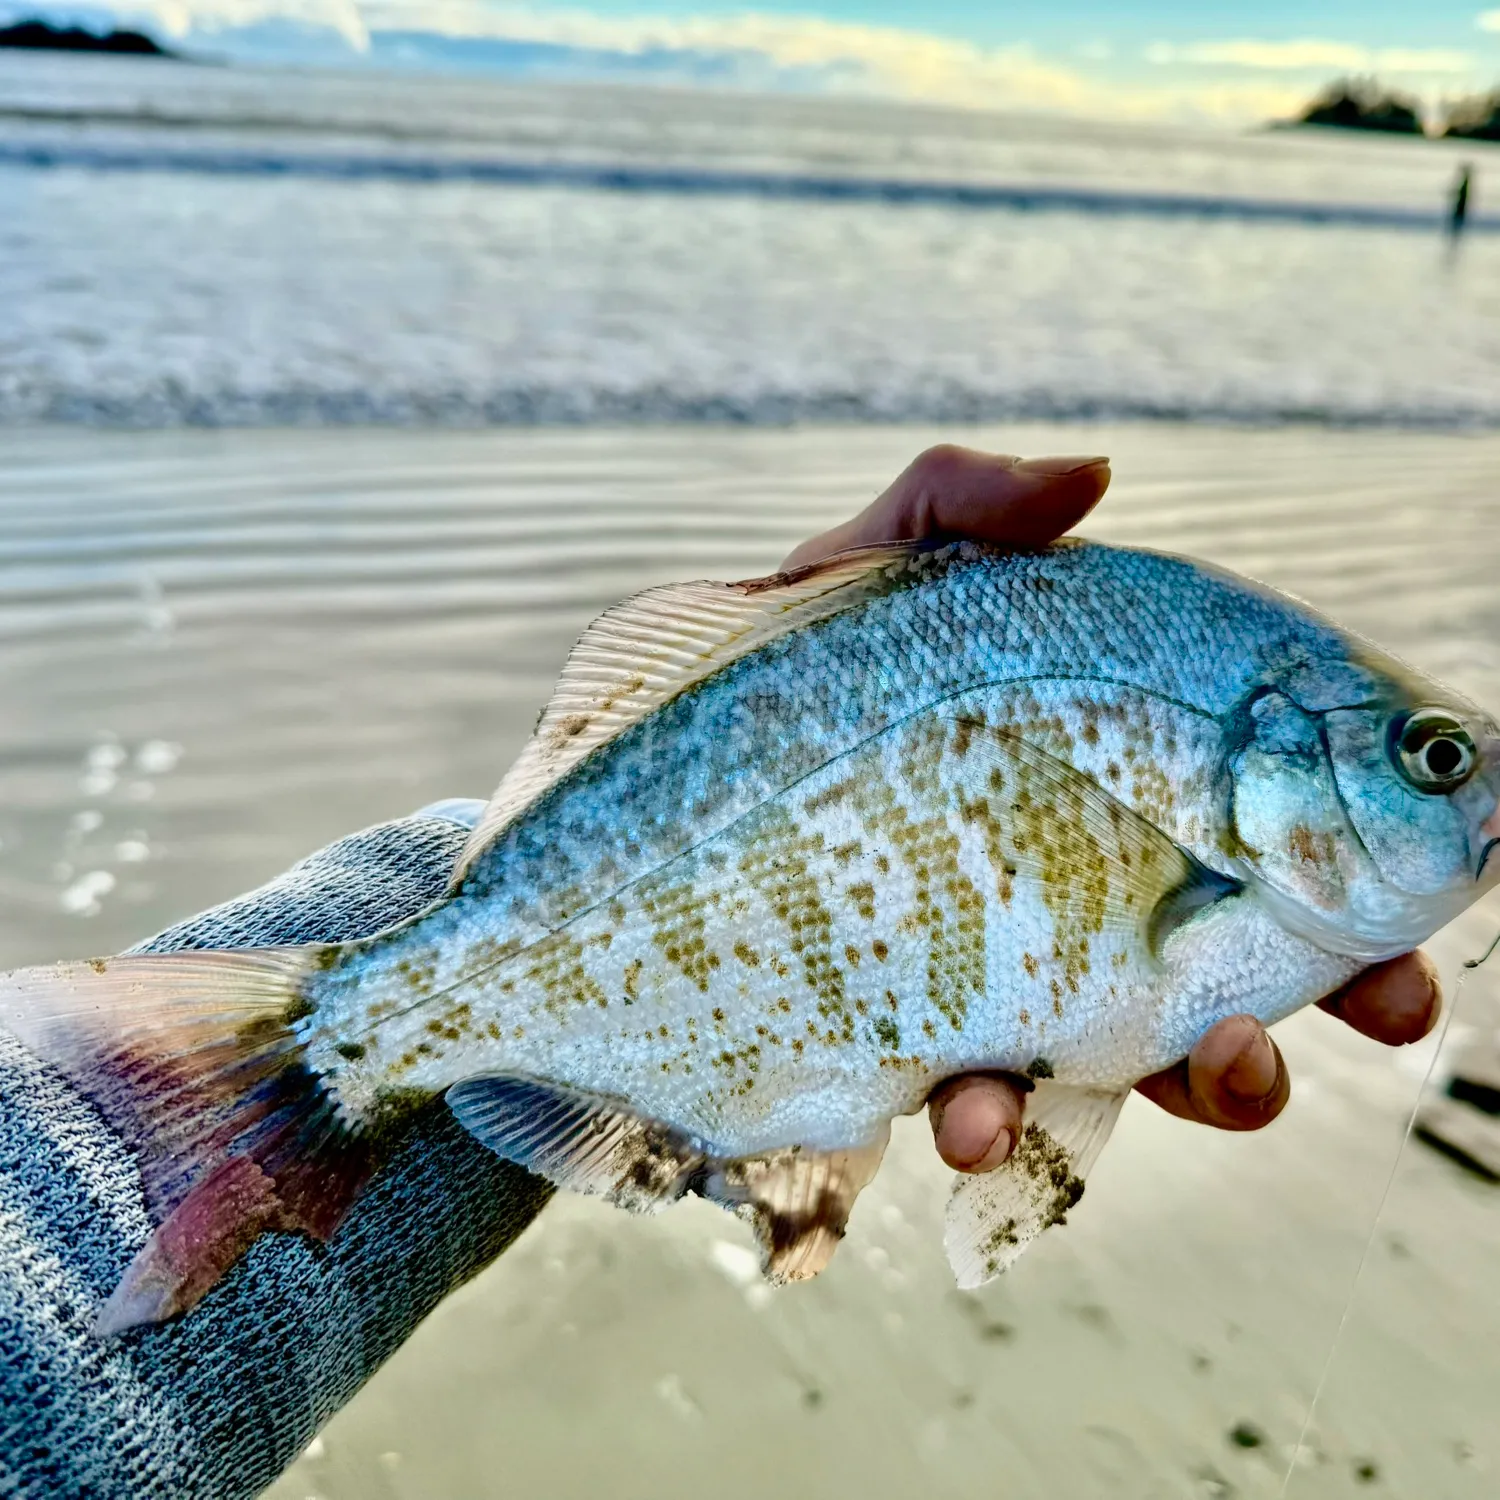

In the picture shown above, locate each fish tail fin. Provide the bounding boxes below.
[0,947,375,1336]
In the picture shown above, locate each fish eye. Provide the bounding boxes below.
[1391,710,1478,793]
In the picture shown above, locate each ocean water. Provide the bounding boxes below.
[2,52,1498,428]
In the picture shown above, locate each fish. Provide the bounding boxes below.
[4,536,1499,1337]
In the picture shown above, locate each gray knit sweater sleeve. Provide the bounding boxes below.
[0,804,553,1500]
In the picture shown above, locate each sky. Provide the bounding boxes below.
[18,1,1500,123]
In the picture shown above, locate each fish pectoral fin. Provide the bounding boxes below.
[953,720,1242,960]
[446,1075,708,1212]
[944,1083,1127,1290]
[704,1124,891,1285]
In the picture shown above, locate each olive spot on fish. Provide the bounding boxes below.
[733,941,760,967]
[1019,1008,1031,1027]
[844,944,861,968]
[284,994,316,1025]
[855,998,868,1015]
[334,1041,366,1061]
[871,939,889,961]
[874,854,890,875]
[88,957,108,975]
[885,990,899,1012]
[777,997,791,1014]
[922,1019,937,1039]
[847,882,876,920]
[802,776,858,816]
[1025,1057,1054,1080]
[558,714,590,739]
[1022,953,1039,978]
[623,958,642,1004]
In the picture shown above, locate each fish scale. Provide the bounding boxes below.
[6,536,1499,1330]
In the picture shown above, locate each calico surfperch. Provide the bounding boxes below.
[4,537,1499,1335]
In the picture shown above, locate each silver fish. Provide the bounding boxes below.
[5,537,1499,1334]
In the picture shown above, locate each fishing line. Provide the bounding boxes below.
[1274,963,1467,1498]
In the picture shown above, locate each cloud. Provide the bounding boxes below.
[90,2,1128,112]
[1145,38,1473,74]
[36,4,1466,123]
[1480,10,1500,32]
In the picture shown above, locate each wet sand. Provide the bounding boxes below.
[2,423,1499,1498]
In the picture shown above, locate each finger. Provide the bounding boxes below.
[927,1072,1029,1172]
[1318,951,1440,1047]
[1134,1013,1290,1132]
[782,444,1111,570]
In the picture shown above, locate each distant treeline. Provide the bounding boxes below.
[0,19,174,56]
[1292,77,1500,140]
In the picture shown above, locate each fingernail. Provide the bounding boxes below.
[983,1126,1017,1170]
[1223,1029,1279,1103]
[1013,456,1110,477]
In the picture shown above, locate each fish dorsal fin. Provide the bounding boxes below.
[451,541,934,887]
[944,1083,1128,1290]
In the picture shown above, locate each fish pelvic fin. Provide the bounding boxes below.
[447,1073,889,1283]
[706,1125,890,1284]
[944,1082,1127,1290]
[0,947,377,1336]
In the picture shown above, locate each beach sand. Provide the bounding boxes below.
[3,422,1499,1499]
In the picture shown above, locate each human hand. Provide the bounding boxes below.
[783,444,1443,1174]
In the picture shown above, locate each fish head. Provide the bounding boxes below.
[1228,650,1500,960]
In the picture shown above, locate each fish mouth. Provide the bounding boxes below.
[1479,836,1500,881]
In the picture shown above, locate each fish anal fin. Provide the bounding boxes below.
[447,1075,889,1283]
[453,541,941,888]
[706,1124,890,1284]
[445,1074,708,1212]
[945,1083,1126,1290]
